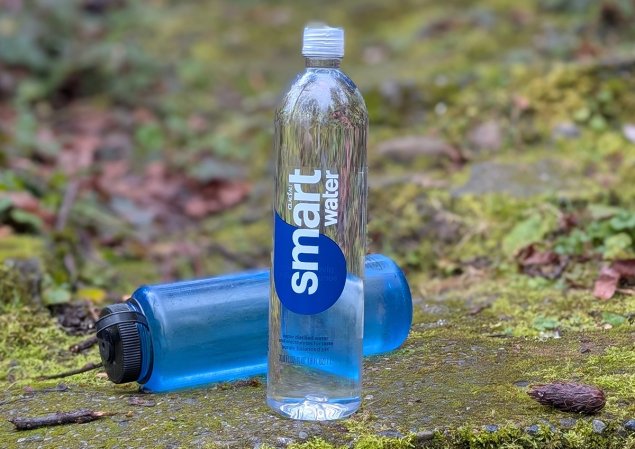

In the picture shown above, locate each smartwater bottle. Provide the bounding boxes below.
[95,255,411,393]
[268,25,368,420]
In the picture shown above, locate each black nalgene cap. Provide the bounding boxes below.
[96,304,148,384]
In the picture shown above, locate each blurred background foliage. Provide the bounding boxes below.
[1,0,635,305]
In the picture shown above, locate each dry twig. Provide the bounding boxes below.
[55,180,81,231]
[9,409,114,430]
[69,335,99,353]
[38,362,102,380]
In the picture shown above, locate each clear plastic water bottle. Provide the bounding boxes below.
[268,24,368,420]
[95,255,410,393]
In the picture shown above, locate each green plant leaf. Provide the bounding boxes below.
[588,204,622,220]
[554,228,590,255]
[0,197,12,214]
[603,233,633,259]
[502,213,552,256]
[602,312,626,327]
[609,211,635,231]
[43,287,71,305]
[573,107,591,122]
[135,123,165,153]
[533,316,560,331]
[9,209,43,231]
[590,114,607,131]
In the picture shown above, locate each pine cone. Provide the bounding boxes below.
[528,382,606,414]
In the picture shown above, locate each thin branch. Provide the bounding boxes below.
[9,409,114,431]
[69,335,99,353]
[37,362,102,380]
[55,179,81,231]
[24,384,69,394]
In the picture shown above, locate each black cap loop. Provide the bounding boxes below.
[96,310,149,336]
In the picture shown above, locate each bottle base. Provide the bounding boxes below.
[267,395,360,421]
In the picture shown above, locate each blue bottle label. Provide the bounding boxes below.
[273,168,347,315]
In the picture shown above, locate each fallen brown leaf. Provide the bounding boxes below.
[593,266,620,300]
[0,226,13,238]
[94,159,249,226]
[612,259,635,277]
[516,244,567,279]
[593,259,635,300]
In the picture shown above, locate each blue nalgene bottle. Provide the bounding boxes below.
[96,254,411,393]
[268,24,368,420]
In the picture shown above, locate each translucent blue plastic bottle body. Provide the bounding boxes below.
[128,254,410,393]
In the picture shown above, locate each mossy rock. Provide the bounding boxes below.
[0,277,633,448]
[0,236,46,307]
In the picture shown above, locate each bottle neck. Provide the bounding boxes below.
[305,57,341,68]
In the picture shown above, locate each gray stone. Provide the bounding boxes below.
[559,418,577,428]
[276,437,294,447]
[525,424,540,435]
[623,124,635,144]
[276,437,293,447]
[468,121,503,152]
[17,435,44,443]
[552,122,580,139]
[453,160,569,198]
[377,135,454,161]
[592,419,607,434]
[298,431,308,440]
[377,430,404,439]
[413,431,435,443]
[538,419,556,432]
[484,424,499,433]
[624,419,635,431]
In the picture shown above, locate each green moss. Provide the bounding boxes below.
[0,264,27,307]
[267,425,635,449]
[429,277,635,338]
[287,434,415,449]
[519,63,635,132]
[443,421,632,449]
[0,235,44,261]
[527,343,635,420]
[288,438,342,449]
[1,293,633,447]
[452,423,544,449]
[0,303,103,387]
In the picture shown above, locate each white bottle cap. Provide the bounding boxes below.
[302,23,344,59]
